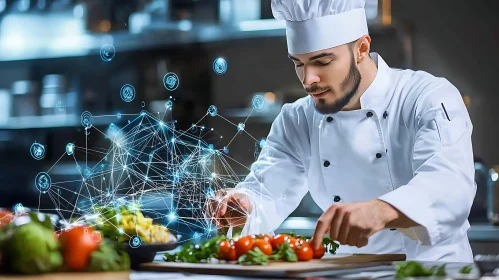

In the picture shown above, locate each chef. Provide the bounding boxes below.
[206,0,475,262]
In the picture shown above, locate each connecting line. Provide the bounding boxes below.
[225,131,240,148]
[217,115,237,127]
[244,108,254,124]
[93,114,138,118]
[47,152,67,173]
[244,130,258,142]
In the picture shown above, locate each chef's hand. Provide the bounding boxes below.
[310,199,415,250]
[204,189,253,231]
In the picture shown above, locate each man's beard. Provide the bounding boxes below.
[309,54,361,115]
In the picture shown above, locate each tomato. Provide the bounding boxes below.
[287,237,300,252]
[295,242,313,261]
[218,240,231,259]
[259,234,272,243]
[226,245,237,261]
[0,210,13,229]
[252,239,272,256]
[59,226,101,271]
[313,244,326,259]
[234,235,254,258]
[270,234,289,249]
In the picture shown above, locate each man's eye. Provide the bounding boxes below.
[295,64,304,68]
[316,60,332,66]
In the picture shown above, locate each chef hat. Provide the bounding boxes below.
[272,0,369,54]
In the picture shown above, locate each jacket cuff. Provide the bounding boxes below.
[378,185,441,245]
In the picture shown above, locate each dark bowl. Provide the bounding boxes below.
[125,242,179,270]
[474,254,499,276]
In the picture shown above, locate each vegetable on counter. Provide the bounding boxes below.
[164,233,339,265]
[88,241,130,272]
[59,226,101,271]
[395,261,447,278]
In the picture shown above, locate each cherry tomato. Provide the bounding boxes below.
[313,244,326,259]
[295,242,313,261]
[287,237,300,252]
[235,235,254,258]
[252,239,272,256]
[218,240,231,259]
[259,234,272,243]
[226,245,237,261]
[59,226,101,271]
[0,210,13,229]
[270,234,289,249]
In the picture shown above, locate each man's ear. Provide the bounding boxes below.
[357,35,371,63]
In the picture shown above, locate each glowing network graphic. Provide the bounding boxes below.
[213,57,227,75]
[32,98,268,243]
[30,142,46,160]
[120,84,136,102]
[163,72,179,91]
[100,44,116,62]
[252,95,266,112]
[14,203,25,215]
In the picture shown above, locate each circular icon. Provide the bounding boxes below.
[237,123,245,131]
[252,95,266,112]
[165,100,173,110]
[190,124,197,133]
[163,72,179,91]
[213,57,227,75]
[30,142,46,160]
[207,105,217,117]
[129,235,142,248]
[141,101,145,108]
[35,172,51,193]
[81,111,93,129]
[13,203,25,215]
[66,143,75,155]
[100,44,116,62]
[259,139,267,149]
[120,84,135,102]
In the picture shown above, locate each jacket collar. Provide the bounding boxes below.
[359,52,391,109]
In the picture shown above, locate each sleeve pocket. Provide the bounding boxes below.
[435,117,468,147]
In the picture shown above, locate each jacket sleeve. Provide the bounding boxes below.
[378,79,476,246]
[235,103,310,235]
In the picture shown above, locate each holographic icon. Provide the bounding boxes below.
[81,111,93,129]
[163,72,179,91]
[129,235,142,248]
[66,143,75,155]
[237,123,245,131]
[190,124,197,133]
[165,100,173,110]
[141,101,145,108]
[213,57,227,75]
[14,203,25,215]
[30,142,46,160]
[35,172,51,193]
[120,84,135,102]
[207,105,217,117]
[100,44,116,62]
[259,139,267,149]
[252,95,266,112]
[117,113,122,119]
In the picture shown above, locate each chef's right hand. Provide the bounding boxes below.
[204,189,253,230]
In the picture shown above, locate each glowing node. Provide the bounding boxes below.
[259,139,267,149]
[140,110,147,116]
[237,123,245,131]
[213,57,227,75]
[165,100,173,110]
[223,147,229,154]
[13,203,25,215]
[211,173,217,178]
[207,105,218,116]
[171,138,175,143]
[120,84,135,102]
[30,142,46,160]
[100,44,116,62]
[168,212,177,221]
[252,95,266,112]
[35,172,51,193]
[163,72,179,91]
[117,113,122,119]
[141,101,145,107]
[129,235,142,248]
[66,143,75,155]
[81,111,93,129]
[83,167,92,178]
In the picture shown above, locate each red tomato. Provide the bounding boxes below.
[259,234,272,243]
[270,234,289,250]
[59,226,101,271]
[0,210,13,229]
[226,245,237,261]
[313,244,326,259]
[252,239,272,256]
[287,237,300,252]
[295,242,313,261]
[218,240,231,259]
[234,236,254,258]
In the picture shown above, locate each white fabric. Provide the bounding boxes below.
[233,53,476,262]
[271,0,369,54]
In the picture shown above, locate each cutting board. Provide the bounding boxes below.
[140,254,406,278]
[0,272,129,280]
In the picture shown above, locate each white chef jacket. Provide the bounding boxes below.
[235,53,476,262]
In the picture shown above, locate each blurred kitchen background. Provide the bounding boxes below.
[0,0,498,254]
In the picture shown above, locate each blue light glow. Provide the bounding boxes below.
[213,57,228,75]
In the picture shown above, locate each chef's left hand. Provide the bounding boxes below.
[310,199,407,250]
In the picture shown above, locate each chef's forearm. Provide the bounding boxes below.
[374,199,420,229]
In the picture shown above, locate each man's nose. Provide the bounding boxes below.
[302,67,320,87]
